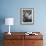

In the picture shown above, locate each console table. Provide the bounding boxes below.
[4,32,43,46]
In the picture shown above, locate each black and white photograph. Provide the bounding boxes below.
[20,8,34,24]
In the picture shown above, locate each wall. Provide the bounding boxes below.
[0,0,46,46]
[0,0,46,32]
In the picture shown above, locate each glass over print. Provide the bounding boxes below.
[20,8,34,24]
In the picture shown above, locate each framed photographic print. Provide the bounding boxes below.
[20,8,34,24]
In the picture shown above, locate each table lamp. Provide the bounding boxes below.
[5,18,14,35]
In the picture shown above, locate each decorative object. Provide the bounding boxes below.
[20,8,34,24]
[5,18,14,35]
[25,32,38,35]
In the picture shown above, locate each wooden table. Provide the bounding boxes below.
[4,32,43,46]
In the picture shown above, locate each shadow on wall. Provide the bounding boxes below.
[0,16,5,46]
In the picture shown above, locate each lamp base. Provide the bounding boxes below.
[8,32,11,35]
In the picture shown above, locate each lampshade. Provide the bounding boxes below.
[5,18,14,25]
